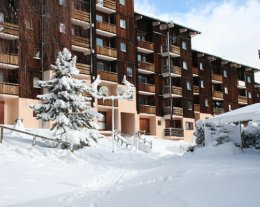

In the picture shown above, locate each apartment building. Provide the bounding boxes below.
[0,0,259,142]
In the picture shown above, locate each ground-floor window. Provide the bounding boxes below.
[98,112,106,130]
[185,122,194,130]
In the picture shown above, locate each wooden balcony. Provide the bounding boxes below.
[212,73,222,83]
[192,67,198,76]
[164,107,183,117]
[98,71,117,83]
[96,45,117,59]
[96,0,116,13]
[213,91,224,99]
[164,128,184,137]
[76,63,90,75]
[0,82,19,96]
[0,22,19,39]
[98,99,118,107]
[96,21,116,35]
[194,104,200,112]
[238,95,248,104]
[139,83,155,93]
[139,105,156,115]
[138,61,155,73]
[163,86,182,97]
[161,44,181,57]
[72,9,90,24]
[137,40,154,53]
[214,108,224,115]
[162,65,181,77]
[0,53,19,69]
[72,36,90,48]
[193,86,200,94]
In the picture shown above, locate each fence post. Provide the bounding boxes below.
[32,136,36,146]
[0,127,3,143]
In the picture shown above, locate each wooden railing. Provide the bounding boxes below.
[162,65,181,76]
[0,22,19,37]
[164,128,184,137]
[96,21,116,34]
[238,95,248,103]
[194,104,200,112]
[96,0,116,10]
[96,45,117,58]
[164,107,183,117]
[98,70,118,82]
[72,9,90,22]
[72,36,90,48]
[137,40,154,51]
[163,86,182,96]
[138,61,155,72]
[76,63,90,75]
[98,99,118,107]
[162,44,181,56]
[212,73,222,82]
[192,67,198,75]
[139,105,156,114]
[139,83,155,93]
[0,53,18,66]
[0,82,19,95]
[214,108,224,115]
[213,91,224,99]
[193,86,200,94]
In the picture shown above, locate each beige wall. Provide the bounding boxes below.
[3,98,19,125]
[183,118,196,143]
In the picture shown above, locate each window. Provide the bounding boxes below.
[127,67,133,77]
[199,62,203,70]
[187,102,192,111]
[119,0,125,5]
[200,80,204,88]
[96,38,103,46]
[248,92,252,99]
[205,98,209,107]
[96,15,103,22]
[120,42,126,52]
[224,87,228,94]
[137,54,141,62]
[185,122,194,130]
[97,62,104,71]
[229,104,232,111]
[183,61,187,70]
[182,41,187,50]
[120,19,126,29]
[59,0,65,5]
[98,112,106,130]
[25,19,33,29]
[33,77,40,88]
[158,120,161,126]
[0,13,4,22]
[247,76,251,83]
[224,70,227,77]
[0,71,4,82]
[186,81,191,90]
[33,50,41,59]
[59,23,66,33]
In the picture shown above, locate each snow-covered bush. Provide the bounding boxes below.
[30,48,102,148]
[242,122,260,149]
[212,125,230,146]
[194,120,205,147]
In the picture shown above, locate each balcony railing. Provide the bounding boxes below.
[0,22,19,38]
[213,91,223,99]
[72,9,90,23]
[212,73,222,82]
[0,53,18,66]
[72,36,90,48]
[76,63,90,75]
[139,83,155,93]
[98,71,117,82]
[96,0,116,11]
[163,86,182,96]
[214,108,224,115]
[137,40,154,51]
[162,65,181,76]
[161,44,181,56]
[98,99,118,107]
[194,104,200,112]
[238,95,248,103]
[96,45,117,58]
[138,61,155,73]
[139,105,156,114]
[0,82,19,96]
[96,21,116,34]
[164,128,184,137]
[193,86,199,94]
[164,107,183,117]
[192,67,198,76]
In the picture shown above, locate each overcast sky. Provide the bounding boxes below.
[134,0,260,82]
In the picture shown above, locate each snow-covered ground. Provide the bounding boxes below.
[1,129,260,207]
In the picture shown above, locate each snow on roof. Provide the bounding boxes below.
[205,103,260,125]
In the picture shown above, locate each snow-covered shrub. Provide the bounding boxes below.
[212,125,230,146]
[30,48,102,148]
[242,122,260,149]
[194,120,205,147]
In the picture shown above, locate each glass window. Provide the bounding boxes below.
[205,98,209,107]
[200,80,204,88]
[183,61,187,70]
[98,112,106,130]
[120,42,126,52]
[187,102,192,111]
[229,104,232,111]
[247,76,251,83]
[96,15,103,22]
[199,62,203,70]
[224,87,228,94]
[120,19,126,29]
[127,67,133,77]
[182,41,187,50]
[224,70,227,77]
[137,54,141,62]
[248,92,252,98]
[185,122,194,130]
[96,38,103,46]
[0,13,4,22]
[59,0,65,5]
[33,77,40,88]
[59,23,66,33]
[97,62,104,71]
[186,81,191,90]
[0,71,4,82]
[119,0,125,5]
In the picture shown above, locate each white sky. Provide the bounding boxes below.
[135,0,260,82]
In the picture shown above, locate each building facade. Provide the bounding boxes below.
[0,0,259,142]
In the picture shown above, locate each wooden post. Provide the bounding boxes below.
[32,136,36,146]
[0,127,3,143]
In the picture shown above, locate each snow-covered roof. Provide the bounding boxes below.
[205,103,260,125]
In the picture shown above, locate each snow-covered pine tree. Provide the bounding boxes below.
[30,48,101,145]
[194,120,205,147]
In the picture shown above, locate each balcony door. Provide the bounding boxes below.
[140,118,150,135]
[0,101,4,124]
